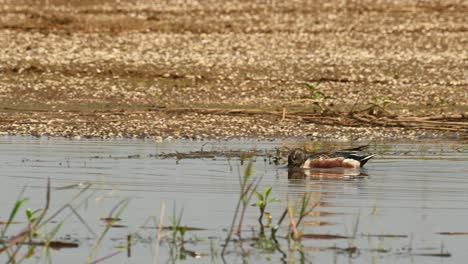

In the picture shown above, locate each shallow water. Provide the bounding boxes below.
[0,136,467,263]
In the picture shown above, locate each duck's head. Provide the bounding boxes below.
[287,148,308,168]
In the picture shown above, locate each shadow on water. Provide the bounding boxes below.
[0,137,467,263]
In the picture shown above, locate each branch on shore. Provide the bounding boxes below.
[148,106,468,134]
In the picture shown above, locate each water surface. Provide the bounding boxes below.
[0,136,467,263]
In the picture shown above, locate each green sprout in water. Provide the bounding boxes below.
[25,208,42,224]
[222,160,261,257]
[251,186,281,253]
[25,207,43,258]
[253,186,279,230]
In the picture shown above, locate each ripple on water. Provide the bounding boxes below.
[0,137,467,263]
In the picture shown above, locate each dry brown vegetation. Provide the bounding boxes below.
[0,0,467,139]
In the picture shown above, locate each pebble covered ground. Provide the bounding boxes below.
[0,0,466,140]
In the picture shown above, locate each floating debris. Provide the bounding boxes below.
[100,217,122,223]
[362,234,408,238]
[302,234,350,240]
[437,232,468,236]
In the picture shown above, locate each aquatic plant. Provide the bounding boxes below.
[220,160,313,261]
[0,179,136,264]
[165,204,200,261]
[253,186,279,230]
[1,195,28,240]
[0,182,53,263]
[0,179,93,263]
[86,198,130,263]
[222,160,260,256]
[343,213,361,256]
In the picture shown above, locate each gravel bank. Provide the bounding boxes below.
[0,0,466,140]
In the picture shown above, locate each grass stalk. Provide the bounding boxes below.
[86,198,130,263]
[221,161,257,256]
[154,203,166,264]
[1,178,51,262]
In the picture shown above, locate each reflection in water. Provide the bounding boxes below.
[288,168,369,252]
[288,167,369,180]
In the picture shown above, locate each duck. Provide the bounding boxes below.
[287,145,375,169]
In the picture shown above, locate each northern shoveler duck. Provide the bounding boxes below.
[287,145,374,169]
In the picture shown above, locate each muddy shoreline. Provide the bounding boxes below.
[0,0,467,140]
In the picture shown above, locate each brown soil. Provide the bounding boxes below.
[0,0,467,140]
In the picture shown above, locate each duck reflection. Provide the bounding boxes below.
[288,167,369,180]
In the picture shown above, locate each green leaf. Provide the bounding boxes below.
[26,208,35,222]
[9,198,28,221]
[255,191,264,201]
[303,82,316,91]
[268,198,280,203]
[115,245,127,249]
[25,208,42,221]
[255,200,264,208]
[264,186,272,199]
[243,162,253,182]
[3,198,28,234]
